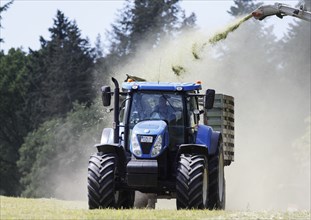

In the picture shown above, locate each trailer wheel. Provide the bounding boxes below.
[207,144,225,210]
[176,154,208,209]
[87,153,119,209]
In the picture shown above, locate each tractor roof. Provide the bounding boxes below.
[122,82,202,92]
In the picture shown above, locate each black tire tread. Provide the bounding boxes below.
[87,153,115,209]
[207,146,225,210]
[176,154,207,209]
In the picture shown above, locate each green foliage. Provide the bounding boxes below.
[0,0,14,42]
[107,0,196,60]
[22,9,96,128]
[94,34,104,59]
[33,10,95,120]
[0,11,98,197]
[227,0,262,17]
[0,10,107,197]
[18,102,105,198]
[0,0,13,15]
[0,48,31,195]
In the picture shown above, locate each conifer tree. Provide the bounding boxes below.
[31,10,95,120]
[0,0,14,43]
[0,48,29,195]
[228,0,262,17]
[107,0,196,61]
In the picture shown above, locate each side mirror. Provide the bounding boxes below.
[204,89,215,110]
[101,86,111,106]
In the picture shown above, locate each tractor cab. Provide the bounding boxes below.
[120,82,211,158]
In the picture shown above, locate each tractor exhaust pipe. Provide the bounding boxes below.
[112,77,120,144]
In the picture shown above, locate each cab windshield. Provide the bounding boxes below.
[129,92,185,147]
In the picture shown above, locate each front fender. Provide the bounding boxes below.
[196,125,221,156]
[95,143,127,176]
[177,144,209,157]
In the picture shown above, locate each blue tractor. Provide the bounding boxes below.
[87,77,233,209]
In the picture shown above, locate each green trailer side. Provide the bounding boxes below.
[204,94,234,166]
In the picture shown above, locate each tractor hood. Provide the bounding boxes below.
[133,120,167,135]
[130,120,169,158]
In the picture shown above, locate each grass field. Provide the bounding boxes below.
[0,196,310,220]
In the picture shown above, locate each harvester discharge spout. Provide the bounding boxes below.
[252,3,311,22]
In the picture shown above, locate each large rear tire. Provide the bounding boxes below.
[88,153,134,209]
[207,144,225,210]
[176,154,208,209]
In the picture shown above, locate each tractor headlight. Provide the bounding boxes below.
[131,134,142,157]
[151,135,162,157]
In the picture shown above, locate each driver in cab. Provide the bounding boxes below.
[152,96,175,122]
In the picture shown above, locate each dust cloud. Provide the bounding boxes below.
[47,134,96,201]
[42,102,108,202]
[110,18,310,211]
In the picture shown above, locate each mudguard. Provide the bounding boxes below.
[178,144,209,157]
[95,128,127,175]
[196,125,221,156]
[210,131,221,155]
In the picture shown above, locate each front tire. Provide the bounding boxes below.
[88,153,134,209]
[87,153,116,209]
[176,154,208,209]
[207,144,225,210]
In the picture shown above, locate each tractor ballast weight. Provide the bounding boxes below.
[88,77,234,210]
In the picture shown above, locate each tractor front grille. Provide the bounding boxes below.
[137,135,157,154]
